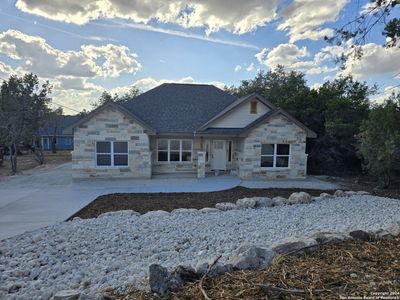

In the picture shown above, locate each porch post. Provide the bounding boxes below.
[197,151,206,178]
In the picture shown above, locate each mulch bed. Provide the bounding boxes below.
[69,187,334,219]
[111,236,400,300]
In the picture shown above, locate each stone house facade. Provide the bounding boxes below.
[64,83,316,180]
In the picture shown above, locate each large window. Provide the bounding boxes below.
[96,141,128,166]
[261,144,290,168]
[157,139,193,162]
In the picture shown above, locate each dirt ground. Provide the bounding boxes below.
[0,151,71,177]
[110,235,400,300]
[70,187,335,219]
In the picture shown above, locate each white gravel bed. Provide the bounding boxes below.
[1,195,400,299]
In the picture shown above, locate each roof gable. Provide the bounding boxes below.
[62,101,155,134]
[122,83,237,133]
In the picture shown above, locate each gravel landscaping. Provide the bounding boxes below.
[1,194,400,299]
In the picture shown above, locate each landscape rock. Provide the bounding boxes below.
[344,191,358,197]
[52,290,80,300]
[253,197,274,208]
[149,264,183,296]
[387,222,400,236]
[357,191,370,195]
[320,193,333,199]
[215,202,238,211]
[349,230,374,241]
[334,190,345,197]
[199,208,220,213]
[227,245,276,270]
[288,192,312,204]
[311,232,350,244]
[374,229,394,240]
[236,198,257,208]
[272,196,287,206]
[272,237,318,255]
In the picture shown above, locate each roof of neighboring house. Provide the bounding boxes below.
[40,115,81,135]
[122,83,237,133]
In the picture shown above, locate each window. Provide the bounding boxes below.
[250,101,258,114]
[65,137,72,146]
[96,141,128,166]
[157,139,193,162]
[261,144,290,168]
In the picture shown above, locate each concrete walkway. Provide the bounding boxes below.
[0,163,241,240]
[0,162,339,241]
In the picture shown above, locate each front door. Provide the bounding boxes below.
[211,140,226,170]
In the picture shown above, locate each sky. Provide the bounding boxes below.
[0,0,400,114]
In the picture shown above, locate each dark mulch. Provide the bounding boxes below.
[110,236,400,300]
[69,187,334,219]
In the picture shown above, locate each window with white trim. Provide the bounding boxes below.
[261,144,290,168]
[96,141,128,166]
[157,139,193,162]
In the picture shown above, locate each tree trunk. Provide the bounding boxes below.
[31,137,45,164]
[51,135,57,154]
[9,143,18,174]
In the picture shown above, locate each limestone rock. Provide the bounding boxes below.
[272,237,318,255]
[253,197,274,208]
[288,192,312,204]
[319,193,333,199]
[311,232,350,244]
[357,191,370,195]
[387,222,400,236]
[272,196,287,206]
[334,190,345,197]
[199,208,220,213]
[344,191,357,197]
[149,264,183,296]
[215,202,238,211]
[236,198,257,209]
[227,244,276,270]
[349,230,373,241]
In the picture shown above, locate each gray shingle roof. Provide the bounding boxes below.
[40,115,81,135]
[122,83,237,133]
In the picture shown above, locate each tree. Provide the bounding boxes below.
[328,0,400,64]
[359,94,400,187]
[91,86,141,109]
[0,74,53,173]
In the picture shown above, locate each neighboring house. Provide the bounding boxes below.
[63,83,316,180]
[40,115,81,151]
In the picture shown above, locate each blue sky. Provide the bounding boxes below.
[0,0,399,113]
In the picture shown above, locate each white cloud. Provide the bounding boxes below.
[246,63,254,72]
[278,0,348,42]
[371,86,400,104]
[255,43,339,75]
[234,65,242,72]
[16,0,279,35]
[0,29,141,78]
[0,61,14,79]
[343,43,400,79]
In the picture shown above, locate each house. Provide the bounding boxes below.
[40,115,81,151]
[63,83,316,180]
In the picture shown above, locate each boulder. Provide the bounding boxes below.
[387,222,400,236]
[149,264,183,296]
[349,230,373,241]
[374,229,394,240]
[319,193,333,199]
[311,232,350,244]
[171,265,200,283]
[194,260,232,276]
[288,192,312,205]
[357,191,370,195]
[236,198,257,208]
[52,290,81,300]
[253,197,274,208]
[227,244,276,270]
[215,202,238,211]
[272,237,318,255]
[199,208,220,213]
[171,208,198,214]
[344,191,357,197]
[272,196,287,206]
[334,190,345,197]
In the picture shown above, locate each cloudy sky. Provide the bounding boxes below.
[0,0,399,113]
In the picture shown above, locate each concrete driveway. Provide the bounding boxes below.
[0,162,241,241]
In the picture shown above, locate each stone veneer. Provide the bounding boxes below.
[72,107,151,179]
[238,114,307,179]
